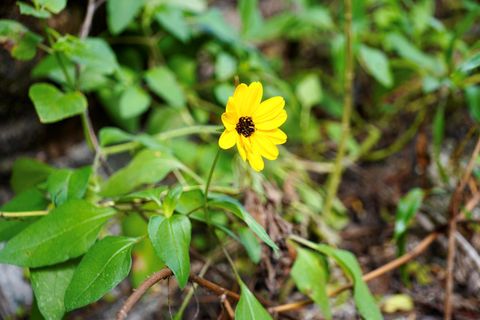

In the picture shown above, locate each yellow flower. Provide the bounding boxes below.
[218,82,287,171]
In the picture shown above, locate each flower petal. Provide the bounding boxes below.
[258,128,287,145]
[253,96,285,123]
[240,82,263,116]
[218,130,237,149]
[252,133,279,160]
[237,136,247,161]
[221,112,237,131]
[225,97,238,117]
[247,147,264,171]
[255,109,287,131]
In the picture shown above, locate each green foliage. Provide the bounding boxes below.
[31,261,76,320]
[358,45,393,87]
[144,66,186,108]
[0,200,115,267]
[394,189,424,256]
[46,166,92,206]
[0,20,42,60]
[235,281,272,320]
[64,236,137,311]
[29,83,87,123]
[107,0,144,34]
[292,248,331,319]
[148,214,192,288]
[11,157,53,193]
[100,149,182,197]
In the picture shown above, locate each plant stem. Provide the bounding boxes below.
[102,125,222,155]
[322,0,354,218]
[204,148,221,225]
[0,210,49,218]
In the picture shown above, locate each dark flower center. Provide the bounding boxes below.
[236,116,255,137]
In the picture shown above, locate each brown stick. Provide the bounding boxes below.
[117,268,173,320]
[445,135,480,320]
[189,274,240,300]
[221,294,235,319]
[269,231,440,314]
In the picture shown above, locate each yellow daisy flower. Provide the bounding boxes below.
[218,82,287,171]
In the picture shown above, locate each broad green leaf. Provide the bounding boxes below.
[208,196,278,251]
[11,157,53,193]
[291,248,331,319]
[359,45,393,87]
[394,188,424,255]
[17,2,51,18]
[69,38,118,75]
[163,185,183,218]
[100,150,182,197]
[0,188,47,241]
[0,19,42,60]
[164,0,206,12]
[239,0,263,37]
[215,53,237,81]
[0,199,116,267]
[47,166,92,206]
[107,0,144,34]
[155,7,190,42]
[36,0,67,13]
[466,86,480,122]
[145,66,186,108]
[64,236,137,311]
[311,243,383,320]
[411,0,434,35]
[214,83,235,105]
[176,190,204,214]
[235,281,272,320]
[119,86,151,118]
[99,127,134,146]
[195,9,238,43]
[29,83,87,123]
[296,74,322,109]
[31,261,76,320]
[148,215,191,288]
[238,227,262,264]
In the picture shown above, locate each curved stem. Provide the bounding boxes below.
[322,0,354,218]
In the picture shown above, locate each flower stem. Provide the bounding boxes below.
[0,210,49,218]
[204,148,221,224]
[323,0,354,219]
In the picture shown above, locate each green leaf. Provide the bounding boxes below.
[238,227,262,264]
[100,150,183,197]
[235,281,272,320]
[0,188,47,241]
[11,157,53,193]
[64,236,137,311]
[69,38,118,75]
[47,166,92,206]
[99,127,134,146]
[163,185,183,218]
[394,188,424,256]
[195,9,238,43]
[466,86,480,122]
[155,7,190,42]
[36,0,67,13]
[0,199,116,267]
[29,83,87,123]
[119,85,151,118]
[31,261,76,320]
[148,214,191,288]
[296,74,323,109]
[239,0,263,37]
[17,2,51,18]
[310,243,382,320]
[0,19,42,60]
[459,53,480,73]
[107,0,144,34]
[145,66,186,108]
[291,248,331,319]
[208,196,278,251]
[359,45,393,87]
[215,53,237,81]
